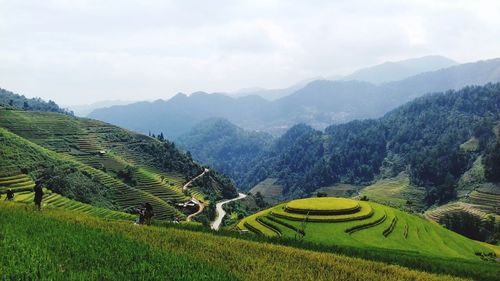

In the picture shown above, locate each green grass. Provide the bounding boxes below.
[0,203,236,281]
[285,197,360,214]
[0,174,35,194]
[12,189,136,221]
[239,197,497,261]
[270,201,374,222]
[358,172,427,211]
[457,156,485,198]
[0,203,475,281]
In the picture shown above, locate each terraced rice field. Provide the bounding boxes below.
[11,188,135,221]
[238,197,494,260]
[133,168,190,204]
[467,184,500,215]
[425,202,495,222]
[0,174,35,194]
[425,183,499,223]
[3,203,483,281]
[0,110,212,221]
[76,163,186,220]
[358,172,426,211]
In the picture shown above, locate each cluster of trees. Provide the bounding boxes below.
[133,135,238,199]
[177,118,273,186]
[0,88,72,114]
[483,129,500,182]
[237,84,500,205]
[440,212,499,244]
[35,164,115,209]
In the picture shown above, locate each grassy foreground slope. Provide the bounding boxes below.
[0,203,469,281]
[0,203,236,281]
[238,198,495,260]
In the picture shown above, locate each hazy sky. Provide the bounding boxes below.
[1,0,500,105]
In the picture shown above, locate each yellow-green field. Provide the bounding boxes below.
[285,197,360,213]
[358,172,427,210]
[0,202,480,281]
[238,197,497,261]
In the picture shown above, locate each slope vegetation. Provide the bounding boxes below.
[238,197,496,261]
[0,202,480,281]
[0,109,237,221]
[241,83,500,209]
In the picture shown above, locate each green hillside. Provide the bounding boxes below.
[177,117,274,186]
[0,203,236,281]
[0,109,237,221]
[0,87,71,114]
[238,197,497,261]
[1,202,482,281]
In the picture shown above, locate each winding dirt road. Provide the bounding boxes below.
[211,193,247,230]
[183,168,209,191]
[186,197,204,222]
[184,168,209,222]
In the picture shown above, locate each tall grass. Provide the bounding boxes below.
[0,203,474,281]
[0,203,237,281]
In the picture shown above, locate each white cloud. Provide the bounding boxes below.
[0,0,499,104]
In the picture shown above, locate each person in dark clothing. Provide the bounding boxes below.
[6,189,14,201]
[143,202,154,225]
[33,180,44,210]
[135,203,154,225]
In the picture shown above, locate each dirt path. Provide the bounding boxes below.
[186,197,204,222]
[211,193,247,230]
[182,168,209,191]
[183,168,209,222]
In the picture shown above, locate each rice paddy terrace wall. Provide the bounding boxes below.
[0,110,228,221]
[238,197,495,260]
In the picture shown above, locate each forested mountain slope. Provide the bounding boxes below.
[239,83,500,208]
[177,118,274,183]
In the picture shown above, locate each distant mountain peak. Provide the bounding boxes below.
[343,55,457,85]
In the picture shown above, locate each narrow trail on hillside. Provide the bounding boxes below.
[182,168,209,191]
[183,168,209,222]
[186,197,204,222]
[211,193,247,230]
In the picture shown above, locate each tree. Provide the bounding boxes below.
[158,132,165,141]
[23,101,29,110]
[254,192,267,208]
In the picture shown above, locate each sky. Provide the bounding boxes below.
[1,0,500,105]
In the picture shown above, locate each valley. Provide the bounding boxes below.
[1,85,499,281]
[2,2,500,280]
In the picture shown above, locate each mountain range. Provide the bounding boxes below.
[88,57,500,138]
[229,55,457,100]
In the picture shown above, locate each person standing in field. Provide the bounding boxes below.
[33,180,44,211]
[143,202,154,225]
[134,202,154,225]
[6,189,14,201]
